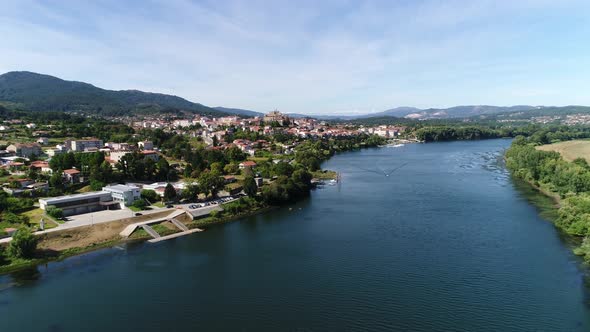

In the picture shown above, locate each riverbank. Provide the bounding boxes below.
[505,141,590,263]
[0,199,276,274]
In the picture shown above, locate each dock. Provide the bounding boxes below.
[120,209,204,243]
[147,228,203,243]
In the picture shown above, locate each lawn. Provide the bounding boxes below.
[536,140,590,162]
[22,208,59,230]
[152,201,165,208]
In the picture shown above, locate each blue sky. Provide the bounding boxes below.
[1,0,590,115]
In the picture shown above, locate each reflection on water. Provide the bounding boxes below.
[1,139,590,331]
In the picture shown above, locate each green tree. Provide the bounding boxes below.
[2,212,29,225]
[198,171,225,198]
[132,199,148,210]
[8,227,38,259]
[141,189,159,202]
[46,205,64,219]
[243,176,258,197]
[163,183,177,202]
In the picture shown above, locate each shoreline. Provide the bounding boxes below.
[0,203,276,275]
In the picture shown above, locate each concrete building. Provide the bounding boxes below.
[102,184,140,206]
[70,139,103,151]
[6,143,42,157]
[39,191,116,216]
[138,140,154,150]
[141,150,159,161]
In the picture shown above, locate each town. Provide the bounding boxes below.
[0,109,400,268]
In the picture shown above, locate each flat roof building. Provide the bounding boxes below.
[102,184,140,206]
[39,191,115,216]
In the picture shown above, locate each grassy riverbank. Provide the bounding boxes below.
[0,198,274,274]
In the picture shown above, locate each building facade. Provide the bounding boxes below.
[102,184,141,206]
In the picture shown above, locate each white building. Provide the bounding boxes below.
[102,184,141,206]
[138,140,154,150]
[71,139,103,151]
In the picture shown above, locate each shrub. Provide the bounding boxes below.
[2,212,30,226]
[141,189,159,202]
[46,205,64,219]
[8,227,38,259]
[132,199,148,210]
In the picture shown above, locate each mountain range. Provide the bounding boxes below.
[0,71,587,121]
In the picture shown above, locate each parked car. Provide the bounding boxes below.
[166,205,173,208]
[135,212,143,216]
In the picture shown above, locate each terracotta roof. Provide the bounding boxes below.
[63,169,80,175]
[240,161,257,167]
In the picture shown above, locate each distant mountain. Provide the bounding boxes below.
[0,71,246,117]
[214,106,263,117]
[305,105,541,120]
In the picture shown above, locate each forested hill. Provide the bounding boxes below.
[0,71,228,117]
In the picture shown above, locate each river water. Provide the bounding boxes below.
[1,139,589,331]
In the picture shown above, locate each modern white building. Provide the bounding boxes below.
[39,184,141,216]
[70,139,103,151]
[102,184,141,206]
[39,191,115,216]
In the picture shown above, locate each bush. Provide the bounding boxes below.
[8,227,38,259]
[90,180,105,191]
[243,176,258,197]
[46,205,64,219]
[141,189,159,202]
[132,199,148,210]
[1,212,30,226]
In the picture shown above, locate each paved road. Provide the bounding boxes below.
[0,207,175,244]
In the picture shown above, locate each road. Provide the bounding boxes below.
[0,206,175,244]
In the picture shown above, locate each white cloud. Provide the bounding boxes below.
[1,0,589,114]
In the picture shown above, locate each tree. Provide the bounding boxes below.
[2,212,29,225]
[163,183,177,202]
[224,163,239,175]
[242,167,254,177]
[210,162,224,174]
[272,162,294,177]
[8,227,38,259]
[46,205,64,219]
[198,171,225,198]
[132,199,148,210]
[90,179,105,191]
[141,189,159,203]
[49,172,64,191]
[243,176,258,197]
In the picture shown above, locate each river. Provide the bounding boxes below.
[1,139,589,331]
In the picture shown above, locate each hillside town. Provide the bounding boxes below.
[0,110,400,245]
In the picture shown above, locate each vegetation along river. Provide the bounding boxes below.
[1,139,589,331]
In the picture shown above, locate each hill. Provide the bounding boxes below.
[0,71,240,117]
[214,106,263,117]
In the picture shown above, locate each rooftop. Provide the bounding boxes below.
[103,184,139,192]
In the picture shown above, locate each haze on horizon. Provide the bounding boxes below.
[1,0,590,115]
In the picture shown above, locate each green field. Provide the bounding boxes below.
[536,140,590,162]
